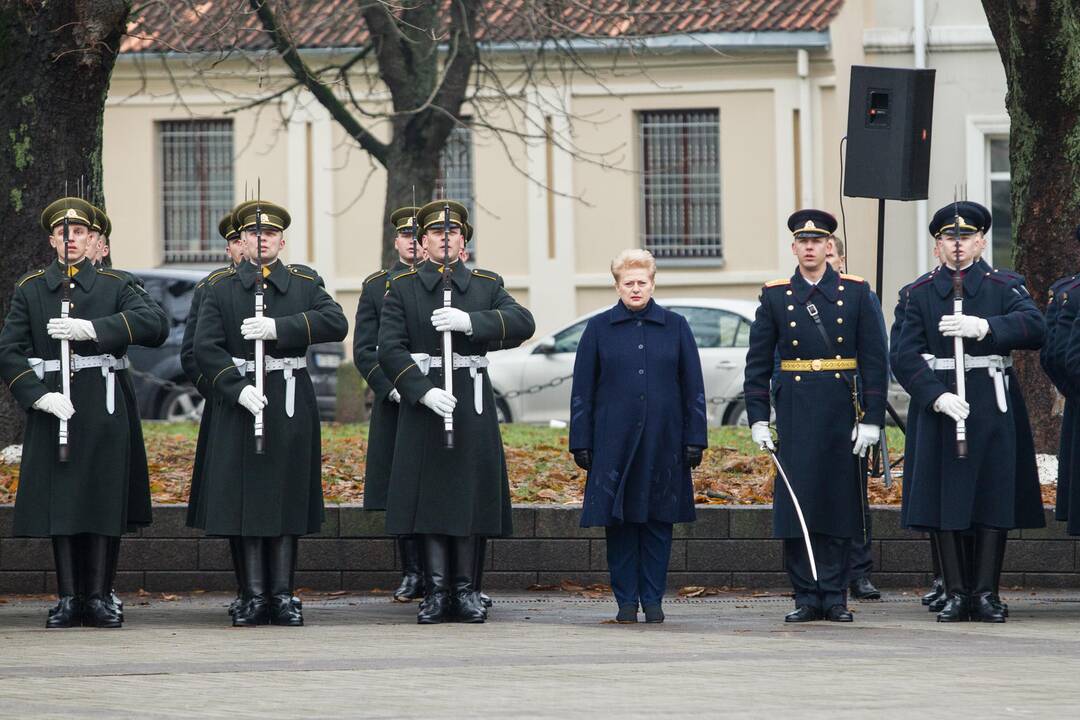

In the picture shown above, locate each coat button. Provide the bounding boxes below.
[835,355,842,360]
[835,373,841,379]
[786,290,793,296]
[837,300,844,306]
[638,344,644,350]
[789,321,796,327]
[638,369,644,374]
[795,375,802,382]
[838,285,845,291]
[787,305,794,311]
[639,394,645,401]
[837,336,844,343]
[837,318,843,324]
[636,321,642,327]
[792,340,799,346]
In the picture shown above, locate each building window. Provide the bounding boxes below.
[987,137,1012,269]
[435,122,476,256]
[159,120,234,264]
[638,109,722,261]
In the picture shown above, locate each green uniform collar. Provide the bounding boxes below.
[46,258,96,293]
[418,258,471,293]
[238,259,290,293]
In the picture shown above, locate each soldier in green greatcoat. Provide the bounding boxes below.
[194,199,348,627]
[378,200,535,624]
[0,197,165,628]
[355,205,427,602]
[183,211,246,616]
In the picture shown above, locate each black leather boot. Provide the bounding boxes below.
[82,534,122,628]
[935,530,969,622]
[227,536,244,617]
[290,535,303,612]
[233,537,270,627]
[268,535,303,626]
[393,535,425,602]
[993,531,1009,617]
[47,536,82,629]
[922,577,944,607]
[106,535,123,621]
[474,536,493,608]
[922,535,944,607]
[971,526,1006,623]
[450,535,486,623]
[417,534,451,624]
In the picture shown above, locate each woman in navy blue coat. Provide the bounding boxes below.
[569,249,707,623]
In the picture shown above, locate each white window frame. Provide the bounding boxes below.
[965,115,1010,267]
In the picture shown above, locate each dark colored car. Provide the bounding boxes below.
[126,268,344,422]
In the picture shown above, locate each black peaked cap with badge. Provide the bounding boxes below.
[787,209,837,238]
[929,200,991,237]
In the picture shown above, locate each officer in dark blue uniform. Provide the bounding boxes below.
[1052,229,1080,535]
[894,201,1045,623]
[744,209,888,623]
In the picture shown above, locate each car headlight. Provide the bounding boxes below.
[312,353,342,369]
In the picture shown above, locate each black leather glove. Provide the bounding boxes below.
[573,449,592,471]
[684,445,704,469]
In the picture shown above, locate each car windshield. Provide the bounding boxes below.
[667,306,751,348]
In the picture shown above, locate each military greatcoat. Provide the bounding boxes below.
[193,260,348,537]
[743,264,889,540]
[1054,275,1080,533]
[894,260,1046,531]
[0,259,164,536]
[353,259,410,510]
[377,260,535,537]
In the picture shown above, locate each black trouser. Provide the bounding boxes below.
[848,506,873,580]
[785,533,851,611]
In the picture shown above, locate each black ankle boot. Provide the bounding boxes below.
[47,536,82,629]
[993,530,1009,617]
[922,577,944,606]
[935,531,969,623]
[267,535,303,626]
[234,537,270,627]
[393,535,425,602]
[450,535,485,623]
[417,534,451,624]
[474,536,492,608]
[82,534,122,628]
[227,536,244,617]
[971,526,1006,623]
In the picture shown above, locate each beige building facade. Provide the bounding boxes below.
[102,1,1009,351]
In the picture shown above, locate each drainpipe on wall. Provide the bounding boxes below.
[914,0,929,275]
[797,48,814,208]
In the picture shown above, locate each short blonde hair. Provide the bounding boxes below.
[611,248,656,282]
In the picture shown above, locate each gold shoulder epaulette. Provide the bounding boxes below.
[363,269,388,287]
[471,270,499,282]
[390,269,417,282]
[17,269,45,287]
[288,265,317,281]
[208,268,236,285]
[840,273,865,283]
[97,270,126,282]
[764,278,790,288]
[200,268,232,288]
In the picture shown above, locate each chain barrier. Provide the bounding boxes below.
[501,373,574,399]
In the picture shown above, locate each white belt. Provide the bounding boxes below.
[410,352,490,415]
[232,356,307,417]
[28,354,131,414]
[923,353,1011,413]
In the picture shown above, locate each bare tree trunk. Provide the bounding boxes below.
[0,1,131,445]
[982,0,1080,452]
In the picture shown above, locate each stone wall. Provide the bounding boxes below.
[1,505,1077,593]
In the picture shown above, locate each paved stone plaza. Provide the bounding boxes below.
[2,590,1080,718]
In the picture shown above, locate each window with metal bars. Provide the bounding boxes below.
[638,110,722,261]
[159,120,235,264]
[435,121,476,258]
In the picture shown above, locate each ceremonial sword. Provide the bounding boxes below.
[767,448,817,581]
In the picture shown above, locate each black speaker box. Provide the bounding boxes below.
[843,65,936,201]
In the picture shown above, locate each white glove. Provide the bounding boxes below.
[938,314,989,340]
[431,307,472,334]
[32,392,75,420]
[851,423,881,457]
[47,317,97,342]
[388,388,401,404]
[238,385,268,416]
[420,388,457,418]
[751,421,775,452]
[933,392,970,422]
[241,317,277,341]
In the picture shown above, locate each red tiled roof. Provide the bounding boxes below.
[122,1,842,54]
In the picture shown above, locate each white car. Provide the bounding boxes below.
[486,298,759,427]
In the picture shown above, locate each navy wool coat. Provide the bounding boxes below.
[743,265,888,540]
[569,300,707,527]
[894,260,1046,531]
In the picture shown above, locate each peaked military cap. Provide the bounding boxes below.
[418,200,468,230]
[40,197,95,232]
[233,199,291,232]
[100,211,112,238]
[218,213,239,241]
[787,209,837,239]
[390,206,420,233]
[463,221,474,243]
[929,200,991,237]
[89,205,112,237]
